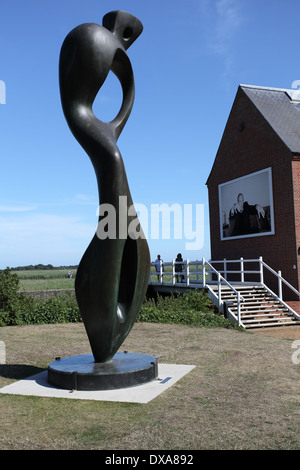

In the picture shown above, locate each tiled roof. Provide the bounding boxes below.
[240,84,300,153]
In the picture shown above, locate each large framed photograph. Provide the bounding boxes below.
[218,168,275,240]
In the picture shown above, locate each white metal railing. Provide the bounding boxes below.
[149,259,204,288]
[149,256,300,325]
[210,256,300,301]
[207,257,262,284]
[202,258,245,325]
[259,257,300,301]
[149,257,263,288]
[258,258,300,321]
[149,257,245,324]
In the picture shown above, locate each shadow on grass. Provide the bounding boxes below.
[0,364,46,380]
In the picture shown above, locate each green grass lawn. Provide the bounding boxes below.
[1,267,299,450]
[0,322,299,450]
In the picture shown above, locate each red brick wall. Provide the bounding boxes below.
[292,159,300,293]
[207,87,299,299]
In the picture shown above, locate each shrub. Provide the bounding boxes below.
[138,290,243,330]
[24,293,81,325]
[0,268,34,325]
[0,270,81,326]
[0,274,242,331]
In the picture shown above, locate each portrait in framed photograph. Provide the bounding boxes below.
[219,168,275,240]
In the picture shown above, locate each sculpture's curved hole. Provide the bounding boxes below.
[123,26,133,40]
[117,235,138,322]
[92,70,122,122]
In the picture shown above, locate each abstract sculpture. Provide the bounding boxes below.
[48,11,157,390]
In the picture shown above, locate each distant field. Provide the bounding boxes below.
[15,269,76,291]
[15,263,206,291]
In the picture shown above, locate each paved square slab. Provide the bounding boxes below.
[0,363,195,403]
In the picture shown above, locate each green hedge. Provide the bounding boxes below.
[22,293,82,325]
[0,268,243,330]
[0,268,35,326]
[138,290,243,329]
[0,268,80,326]
[0,292,81,326]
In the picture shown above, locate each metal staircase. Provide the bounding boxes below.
[207,284,299,329]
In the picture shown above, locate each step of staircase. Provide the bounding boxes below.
[208,284,299,329]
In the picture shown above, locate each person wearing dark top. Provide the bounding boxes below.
[175,253,184,282]
[229,193,265,236]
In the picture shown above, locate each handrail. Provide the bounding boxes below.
[208,257,261,282]
[260,258,300,300]
[149,257,245,325]
[260,282,300,320]
[202,258,244,298]
[150,259,203,287]
[209,256,300,300]
[202,258,244,325]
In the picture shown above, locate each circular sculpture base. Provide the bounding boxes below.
[48,352,158,391]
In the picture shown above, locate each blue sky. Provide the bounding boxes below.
[1,0,300,268]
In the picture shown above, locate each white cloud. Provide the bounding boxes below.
[213,0,243,51]
[0,205,37,212]
[73,193,98,205]
[0,194,101,266]
[200,0,243,84]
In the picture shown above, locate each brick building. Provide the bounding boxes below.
[206,84,300,299]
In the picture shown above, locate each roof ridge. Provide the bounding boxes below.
[240,84,291,92]
[240,84,300,102]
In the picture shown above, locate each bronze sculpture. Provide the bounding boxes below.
[48,11,156,390]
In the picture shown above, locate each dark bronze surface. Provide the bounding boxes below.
[48,353,158,391]
[59,11,150,363]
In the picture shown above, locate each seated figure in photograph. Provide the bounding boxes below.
[229,193,265,236]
